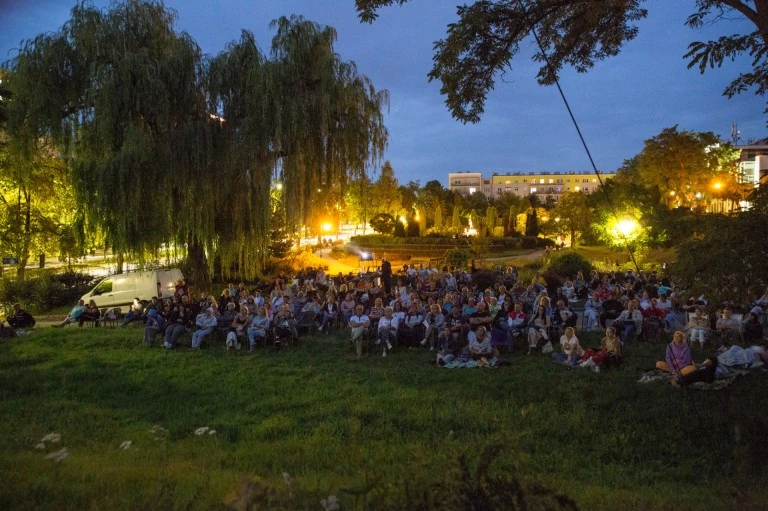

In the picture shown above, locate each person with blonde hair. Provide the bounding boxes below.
[553,327,583,367]
[656,331,695,376]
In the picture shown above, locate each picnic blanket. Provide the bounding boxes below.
[637,369,738,390]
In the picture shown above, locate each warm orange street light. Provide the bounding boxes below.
[713,181,723,190]
[322,222,332,232]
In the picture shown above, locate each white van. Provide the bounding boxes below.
[81,269,184,313]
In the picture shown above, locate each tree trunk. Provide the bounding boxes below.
[116,252,124,274]
[571,228,577,248]
[16,191,32,282]
[187,239,210,292]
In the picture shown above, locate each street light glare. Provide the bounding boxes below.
[322,223,332,232]
[616,219,637,237]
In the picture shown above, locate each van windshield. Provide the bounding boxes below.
[93,279,113,295]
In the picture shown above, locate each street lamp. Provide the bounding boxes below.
[616,218,638,237]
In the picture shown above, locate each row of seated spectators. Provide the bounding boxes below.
[22,264,767,357]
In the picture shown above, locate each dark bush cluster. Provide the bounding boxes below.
[0,272,95,313]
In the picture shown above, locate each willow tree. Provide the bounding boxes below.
[269,15,388,240]
[207,16,388,277]
[5,1,214,284]
[6,3,389,285]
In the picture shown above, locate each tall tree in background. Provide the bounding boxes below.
[356,1,768,120]
[433,204,443,231]
[0,134,76,281]
[373,160,401,217]
[552,191,590,248]
[635,126,739,208]
[485,205,497,236]
[6,0,212,281]
[451,205,461,232]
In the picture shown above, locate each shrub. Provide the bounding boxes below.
[0,271,95,313]
[444,248,471,269]
[545,251,593,279]
[472,269,498,291]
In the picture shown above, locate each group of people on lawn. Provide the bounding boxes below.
[7,264,767,380]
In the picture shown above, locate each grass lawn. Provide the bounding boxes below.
[1,327,767,510]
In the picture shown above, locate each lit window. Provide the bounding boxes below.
[540,179,545,184]
[505,180,511,184]
[530,187,537,193]
[469,187,476,194]
[549,179,554,183]
[574,186,580,192]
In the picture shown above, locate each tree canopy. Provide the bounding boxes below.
[4,1,389,285]
[356,0,768,121]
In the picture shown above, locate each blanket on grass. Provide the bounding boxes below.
[637,369,739,390]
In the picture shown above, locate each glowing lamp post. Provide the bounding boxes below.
[616,218,638,238]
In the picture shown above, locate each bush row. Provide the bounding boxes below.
[349,235,555,250]
[0,272,96,314]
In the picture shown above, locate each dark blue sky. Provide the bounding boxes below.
[1,0,765,185]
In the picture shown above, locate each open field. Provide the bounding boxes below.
[1,328,767,510]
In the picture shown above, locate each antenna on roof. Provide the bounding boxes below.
[730,122,741,145]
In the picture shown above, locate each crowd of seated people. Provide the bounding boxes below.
[19,262,764,365]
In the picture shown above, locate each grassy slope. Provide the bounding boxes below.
[0,328,766,510]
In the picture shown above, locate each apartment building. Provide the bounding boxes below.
[448,170,614,201]
[736,140,768,186]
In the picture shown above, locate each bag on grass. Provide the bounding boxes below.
[541,340,554,354]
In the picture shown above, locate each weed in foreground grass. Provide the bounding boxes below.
[0,327,766,510]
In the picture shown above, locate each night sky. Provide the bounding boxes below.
[1,0,765,185]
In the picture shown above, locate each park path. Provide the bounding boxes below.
[478,249,546,264]
[316,247,547,272]
[315,248,359,274]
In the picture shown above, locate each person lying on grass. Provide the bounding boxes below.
[656,331,695,376]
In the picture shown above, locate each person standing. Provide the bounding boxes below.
[381,259,392,296]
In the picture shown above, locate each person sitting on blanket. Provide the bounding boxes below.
[582,326,624,371]
[467,326,499,365]
[656,331,695,376]
[552,327,583,367]
[7,303,36,329]
[599,326,623,367]
[671,356,719,387]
